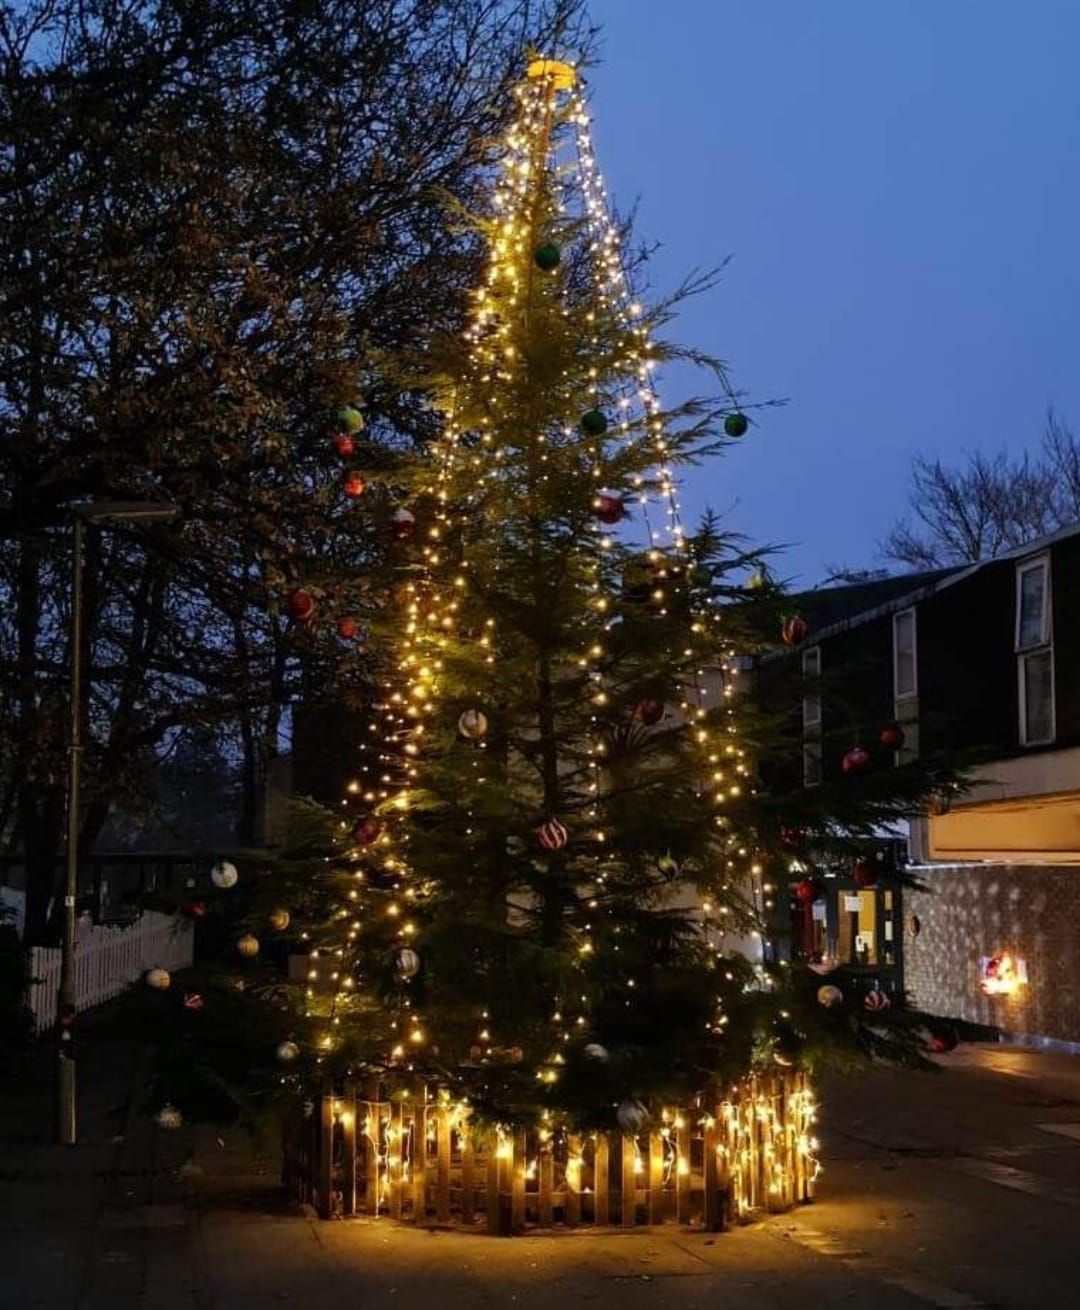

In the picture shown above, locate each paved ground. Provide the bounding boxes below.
[4,1040,1080,1308]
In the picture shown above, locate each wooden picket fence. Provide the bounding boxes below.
[284,1071,817,1234]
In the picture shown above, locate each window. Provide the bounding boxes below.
[801,646,821,729]
[1016,555,1054,746]
[893,609,917,702]
[1016,558,1050,650]
[801,646,822,785]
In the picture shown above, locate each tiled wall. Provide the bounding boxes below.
[906,863,1080,1042]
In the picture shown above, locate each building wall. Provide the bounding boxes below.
[906,863,1080,1043]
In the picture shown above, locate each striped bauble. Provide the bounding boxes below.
[536,818,568,851]
[864,989,892,1013]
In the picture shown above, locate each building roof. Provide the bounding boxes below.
[779,518,1080,651]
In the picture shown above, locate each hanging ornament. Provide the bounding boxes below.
[842,746,871,776]
[688,563,712,588]
[145,968,171,990]
[634,699,664,726]
[352,815,383,846]
[210,860,238,889]
[580,408,608,437]
[343,472,366,498]
[928,1026,958,1054]
[267,907,291,932]
[183,991,204,1012]
[616,1099,650,1134]
[390,508,415,540]
[724,411,749,437]
[534,241,561,271]
[656,853,680,880]
[276,1040,300,1064]
[337,404,364,434]
[852,858,876,889]
[794,877,816,906]
[236,934,260,959]
[593,492,623,525]
[395,947,421,981]
[864,989,892,1013]
[583,1042,610,1062]
[879,722,906,750]
[156,1104,183,1131]
[458,709,489,740]
[181,900,206,920]
[817,984,844,1008]
[746,569,767,591]
[536,818,568,851]
[337,616,359,640]
[781,615,808,646]
[332,433,355,458]
[287,589,315,622]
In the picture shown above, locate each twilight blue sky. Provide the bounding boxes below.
[583,0,1080,584]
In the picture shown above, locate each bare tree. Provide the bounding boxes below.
[881,411,1080,568]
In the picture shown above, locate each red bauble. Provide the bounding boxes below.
[537,818,568,851]
[183,991,204,1011]
[879,722,906,750]
[794,877,816,905]
[343,473,366,498]
[333,433,356,458]
[390,508,415,540]
[353,816,383,846]
[287,588,315,622]
[929,1028,958,1054]
[634,699,664,726]
[864,989,892,1013]
[842,745,871,775]
[181,901,206,920]
[781,615,808,646]
[337,616,359,640]
[593,493,623,525]
[852,858,876,889]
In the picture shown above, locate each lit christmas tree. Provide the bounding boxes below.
[131,59,977,1222]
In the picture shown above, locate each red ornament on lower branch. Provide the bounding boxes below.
[337,617,359,640]
[794,877,816,905]
[842,745,871,775]
[353,816,383,846]
[878,722,906,750]
[287,588,315,622]
[634,699,664,726]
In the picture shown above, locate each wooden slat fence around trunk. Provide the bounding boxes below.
[283,1071,818,1234]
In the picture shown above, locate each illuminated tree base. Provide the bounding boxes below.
[285,1071,818,1234]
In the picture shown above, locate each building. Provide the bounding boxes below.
[769,524,1080,1046]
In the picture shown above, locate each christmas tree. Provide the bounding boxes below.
[133,57,971,1149]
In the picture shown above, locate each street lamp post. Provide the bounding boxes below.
[57,499,180,1146]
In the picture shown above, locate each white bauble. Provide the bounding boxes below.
[276,1040,300,1064]
[616,1098,650,1134]
[583,1043,609,1062]
[156,1103,183,1130]
[817,984,843,1009]
[458,709,489,740]
[145,968,171,990]
[395,947,421,980]
[210,860,238,889]
[236,934,260,958]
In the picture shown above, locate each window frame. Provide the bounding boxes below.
[801,645,821,731]
[892,607,918,703]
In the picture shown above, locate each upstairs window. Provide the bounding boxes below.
[801,646,821,730]
[893,609,917,702]
[1016,557,1050,650]
[1016,554,1054,747]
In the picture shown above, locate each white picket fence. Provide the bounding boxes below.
[27,910,194,1034]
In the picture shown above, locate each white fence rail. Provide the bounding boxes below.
[27,911,194,1034]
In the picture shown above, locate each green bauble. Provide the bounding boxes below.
[688,564,712,588]
[338,404,364,434]
[724,411,749,438]
[580,408,608,437]
[534,242,561,272]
